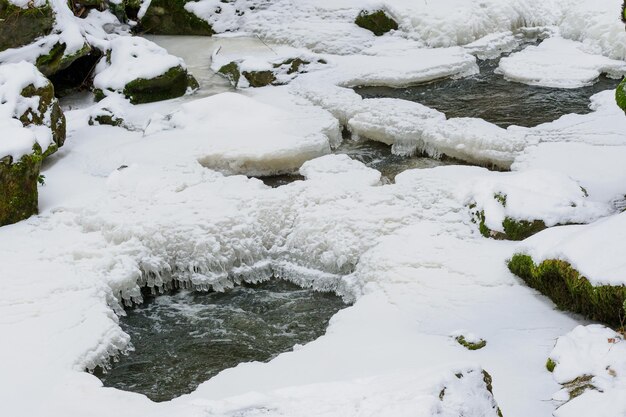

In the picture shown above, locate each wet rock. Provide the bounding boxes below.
[355,9,398,36]
[0,0,55,52]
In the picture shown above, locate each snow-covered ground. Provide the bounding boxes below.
[1,0,626,417]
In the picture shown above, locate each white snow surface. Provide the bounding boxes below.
[0,62,55,160]
[2,1,626,417]
[497,36,626,88]
[548,325,626,417]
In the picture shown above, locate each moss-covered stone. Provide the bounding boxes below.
[508,254,626,326]
[35,42,92,77]
[218,61,241,86]
[242,70,276,88]
[355,9,398,36]
[122,66,198,104]
[455,335,487,350]
[138,0,214,35]
[469,193,547,240]
[563,375,595,400]
[546,358,556,373]
[88,112,124,127]
[0,0,54,52]
[0,149,42,226]
[19,83,66,154]
[616,78,626,113]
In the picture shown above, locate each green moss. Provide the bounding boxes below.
[508,254,626,326]
[0,0,54,52]
[494,192,507,207]
[355,9,398,36]
[455,335,487,350]
[546,358,556,373]
[501,217,546,241]
[139,0,214,35]
[218,61,241,86]
[616,78,626,113]
[122,65,197,104]
[35,42,92,77]
[0,149,42,226]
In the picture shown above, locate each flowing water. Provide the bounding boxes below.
[355,58,621,128]
[96,280,346,402]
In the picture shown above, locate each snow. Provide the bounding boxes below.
[497,37,626,88]
[0,62,55,160]
[2,1,626,417]
[548,325,626,417]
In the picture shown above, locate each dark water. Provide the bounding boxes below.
[355,59,620,128]
[96,280,346,402]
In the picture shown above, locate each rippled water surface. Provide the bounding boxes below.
[355,59,620,128]
[97,280,346,401]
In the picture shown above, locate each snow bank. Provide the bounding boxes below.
[548,325,626,417]
[497,37,626,88]
[515,211,626,286]
[0,62,55,160]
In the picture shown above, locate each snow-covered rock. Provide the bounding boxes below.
[548,325,626,417]
[299,154,382,187]
[93,36,198,104]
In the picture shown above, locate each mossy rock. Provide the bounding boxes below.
[138,0,214,35]
[469,193,547,241]
[0,0,55,52]
[616,78,626,113]
[0,149,42,226]
[35,42,93,77]
[508,254,626,326]
[355,9,398,36]
[242,70,276,88]
[88,112,124,127]
[19,83,66,154]
[218,61,241,86]
[546,358,556,373]
[122,65,198,104]
[455,335,487,350]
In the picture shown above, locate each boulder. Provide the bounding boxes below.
[0,62,66,226]
[0,0,55,52]
[355,9,398,36]
[92,36,198,104]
